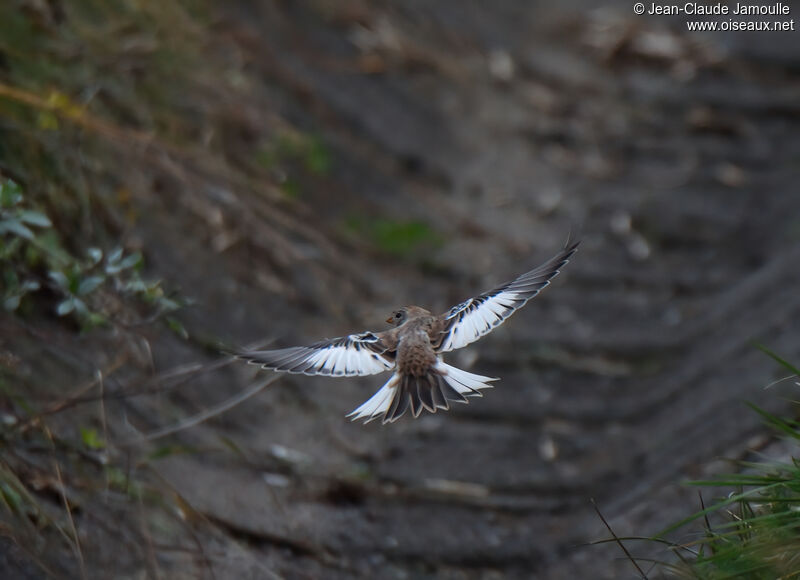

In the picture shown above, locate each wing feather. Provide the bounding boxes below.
[436,241,579,352]
[237,331,395,377]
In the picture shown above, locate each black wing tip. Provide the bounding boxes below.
[566,239,580,254]
[226,349,265,366]
[226,344,280,360]
[514,237,580,286]
[562,224,582,250]
[228,347,301,374]
[540,236,581,275]
[560,237,581,260]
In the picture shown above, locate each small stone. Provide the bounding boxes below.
[539,435,558,461]
[609,210,632,235]
[488,49,515,82]
[628,234,651,261]
[262,472,291,487]
[715,163,747,187]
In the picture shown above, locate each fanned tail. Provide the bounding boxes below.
[347,361,498,424]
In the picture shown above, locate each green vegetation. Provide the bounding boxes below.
[1,177,182,328]
[0,0,207,328]
[0,2,226,576]
[0,178,50,311]
[344,214,443,257]
[663,439,800,578]
[0,1,351,576]
[256,131,333,198]
[4,1,795,579]
[605,348,800,579]
[256,131,331,175]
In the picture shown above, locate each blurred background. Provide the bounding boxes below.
[1,1,799,578]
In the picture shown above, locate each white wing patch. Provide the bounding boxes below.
[438,292,524,351]
[238,332,394,377]
[438,242,579,352]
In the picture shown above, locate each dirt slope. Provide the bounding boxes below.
[2,1,800,578]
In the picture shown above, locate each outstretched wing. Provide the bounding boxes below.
[435,241,579,353]
[237,331,396,377]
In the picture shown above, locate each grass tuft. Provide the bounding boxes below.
[642,347,800,579]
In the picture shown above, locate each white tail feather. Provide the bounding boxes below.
[346,373,400,423]
[434,360,498,396]
[346,362,499,424]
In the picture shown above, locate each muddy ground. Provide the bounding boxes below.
[2,1,800,578]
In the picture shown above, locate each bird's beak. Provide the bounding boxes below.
[386,316,395,324]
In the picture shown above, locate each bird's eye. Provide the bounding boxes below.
[395,312,402,319]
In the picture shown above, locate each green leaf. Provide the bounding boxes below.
[20,280,40,292]
[87,247,103,265]
[0,180,23,208]
[17,210,51,228]
[48,270,69,288]
[0,219,34,240]
[166,316,189,339]
[77,275,104,295]
[56,298,75,316]
[745,402,800,441]
[117,251,142,271]
[106,255,139,274]
[157,296,182,312]
[124,278,149,293]
[4,279,41,311]
[67,270,80,294]
[79,427,105,450]
[755,344,800,377]
[3,295,21,311]
[107,247,123,264]
[0,481,23,511]
[71,297,88,314]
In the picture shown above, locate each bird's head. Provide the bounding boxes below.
[386,307,408,326]
[386,305,431,326]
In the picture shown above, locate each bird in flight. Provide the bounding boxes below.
[237,241,579,424]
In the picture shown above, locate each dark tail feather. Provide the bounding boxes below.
[439,380,469,404]
[385,382,410,422]
[427,375,450,411]
[416,377,435,413]
[383,373,474,423]
[347,365,496,424]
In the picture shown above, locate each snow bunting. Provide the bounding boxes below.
[237,241,579,424]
